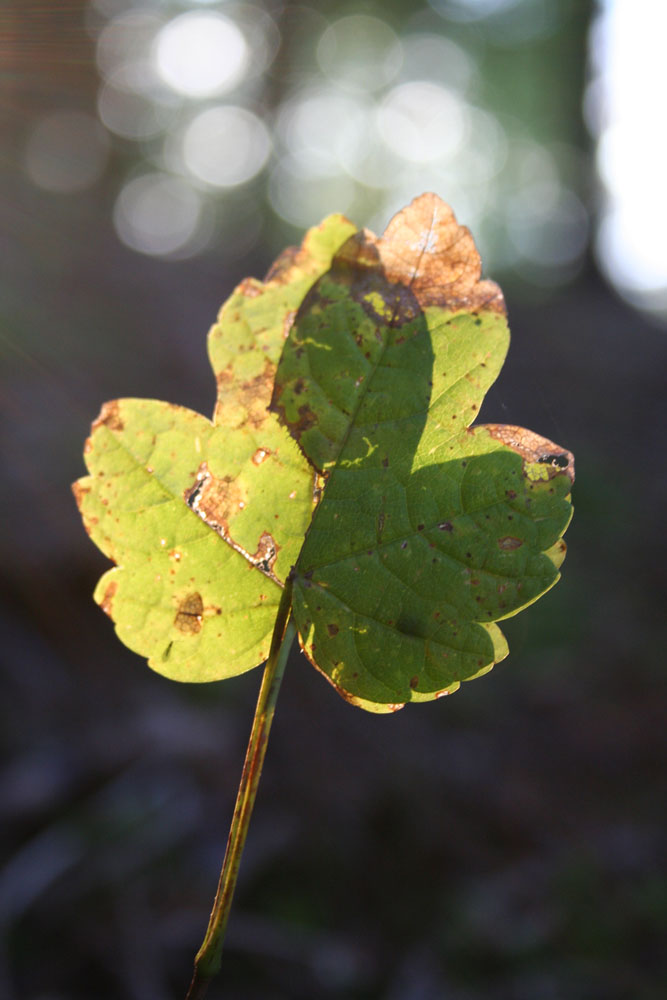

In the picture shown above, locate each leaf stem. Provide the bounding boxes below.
[185,581,295,1000]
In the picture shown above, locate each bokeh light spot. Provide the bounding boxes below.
[592,0,667,310]
[400,34,475,92]
[337,128,404,190]
[25,110,109,193]
[430,0,521,17]
[507,186,588,269]
[97,76,175,140]
[317,16,402,93]
[153,12,247,98]
[182,107,272,188]
[232,5,281,80]
[96,9,163,85]
[277,89,371,176]
[268,157,357,228]
[378,82,467,164]
[113,173,202,256]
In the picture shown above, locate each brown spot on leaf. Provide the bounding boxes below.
[251,531,280,576]
[498,536,523,550]
[409,675,419,689]
[264,245,306,283]
[184,461,245,538]
[282,308,297,339]
[292,403,317,437]
[82,515,98,535]
[100,580,117,617]
[71,480,90,512]
[327,623,339,637]
[237,277,262,297]
[252,447,270,465]
[215,359,276,429]
[92,400,124,433]
[174,592,204,634]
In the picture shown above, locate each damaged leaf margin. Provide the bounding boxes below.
[271,193,574,712]
[73,215,357,683]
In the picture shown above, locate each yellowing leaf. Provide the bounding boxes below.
[73,215,356,681]
[209,214,357,430]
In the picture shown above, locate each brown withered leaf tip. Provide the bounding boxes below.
[375,193,505,314]
[482,424,575,483]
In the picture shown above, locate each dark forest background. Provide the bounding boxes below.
[1,2,665,998]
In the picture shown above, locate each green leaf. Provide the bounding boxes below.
[73,398,310,680]
[73,214,356,682]
[208,213,357,430]
[272,194,574,712]
[74,195,574,711]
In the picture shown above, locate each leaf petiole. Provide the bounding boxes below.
[185,580,295,1000]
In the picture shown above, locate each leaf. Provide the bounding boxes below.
[73,215,356,681]
[272,194,574,712]
[74,195,573,711]
[208,213,357,431]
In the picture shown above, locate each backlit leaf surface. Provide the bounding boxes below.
[272,195,574,711]
[74,196,573,710]
[74,215,355,681]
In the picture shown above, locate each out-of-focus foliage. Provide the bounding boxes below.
[14,0,591,290]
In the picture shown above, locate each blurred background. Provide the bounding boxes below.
[2,1,666,997]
